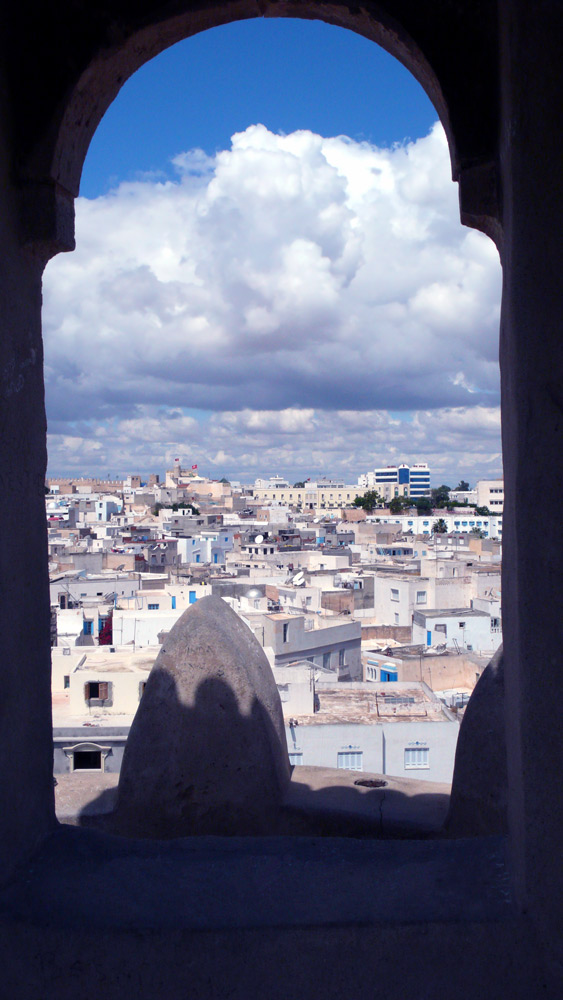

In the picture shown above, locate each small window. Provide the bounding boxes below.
[83,620,93,635]
[323,652,331,669]
[416,591,427,604]
[63,675,70,689]
[84,681,109,702]
[339,649,345,666]
[391,589,399,602]
[283,623,289,643]
[73,750,102,770]
[404,746,429,769]
[148,603,160,610]
[337,750,363,771]
[394,613,400,624]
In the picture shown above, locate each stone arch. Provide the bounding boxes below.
[15,1,501,260]
[5,2,563,989]
[19,2,505,837]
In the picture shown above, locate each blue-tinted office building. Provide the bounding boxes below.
[374,463,431,498]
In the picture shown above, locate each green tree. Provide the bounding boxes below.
[431,484,451,507]
[470,526,486,538]
[389,496,405,513]
[293,481,305,488]
[474,505,490,515]
[178,502,200,515]
[353,490,382,511]
[432,518,448,534]
[219,477,230,484]
[456,480,470,491]
[414,496,432,512]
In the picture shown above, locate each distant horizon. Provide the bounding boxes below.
[46,465,504,490]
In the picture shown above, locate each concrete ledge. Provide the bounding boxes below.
[55,766,450,839]
[0,823,535,1000]
[2,823,510,931]
[285,766,450,837]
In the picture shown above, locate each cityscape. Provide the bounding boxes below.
[48,459,503,796]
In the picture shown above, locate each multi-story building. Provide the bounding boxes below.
[252,477,366,510]
[367,511,502,538]
[359,463,431,500]
[476,478,504,512]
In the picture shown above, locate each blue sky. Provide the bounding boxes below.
[81,20,436,198]
[44,18,502,485]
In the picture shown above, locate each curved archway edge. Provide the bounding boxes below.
[11,0,501,257]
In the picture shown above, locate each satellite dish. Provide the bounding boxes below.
[293,571,305,586]
[313,518,319,523]
[254,534,264,544]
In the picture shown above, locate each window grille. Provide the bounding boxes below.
[404,746,429,769]
[337,749,363,771]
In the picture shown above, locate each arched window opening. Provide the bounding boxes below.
[42,16,502,837]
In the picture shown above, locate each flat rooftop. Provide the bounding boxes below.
[297,682,447,725]
[52,646,157,674]
[416,608,490,618]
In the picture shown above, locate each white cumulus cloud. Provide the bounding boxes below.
[43,122,502,481]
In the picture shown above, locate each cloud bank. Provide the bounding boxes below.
[43,122,502,483]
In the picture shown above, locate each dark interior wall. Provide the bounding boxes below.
[2,0,563,987]
[497,0,563,955]
[0,66,56,878]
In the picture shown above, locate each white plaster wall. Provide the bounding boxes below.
[413,613,502,654]
[69,668,150,715]
[284,720,458,783]
[112,610,183,646]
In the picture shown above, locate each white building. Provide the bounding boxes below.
[367,512,502,538]
[412,607,503,656]
[238,608,362,680]
[284,682,458,783]
[252,478,366,511]
[476,478,504,512]
[364,463,431,499]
